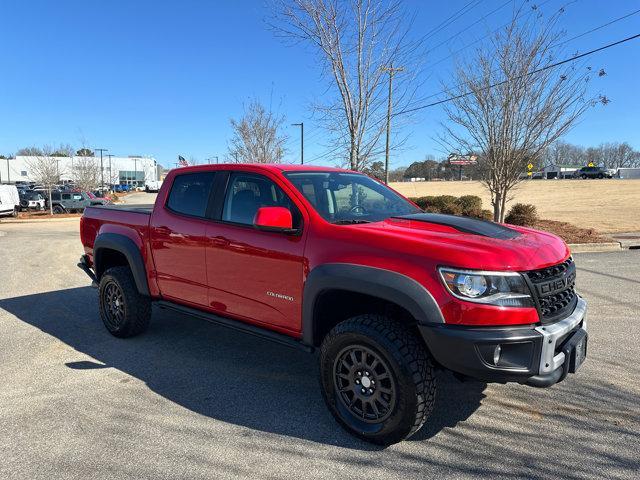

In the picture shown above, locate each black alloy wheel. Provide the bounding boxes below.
[102,280,126,331]
[319,314,436,445]
[333,345,397,423]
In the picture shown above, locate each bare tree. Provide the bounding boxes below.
[270,0,421,171]
[543,141,585,167]
[73,154,100,191]
[440,12,606,222]
[595,142,640,169]
[228,99,288,163]
[16,146,44,156]
[25,146,63,214]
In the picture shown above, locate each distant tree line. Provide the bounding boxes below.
[542,141,640,169]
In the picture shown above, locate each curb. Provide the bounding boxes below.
[568,242,622,253]
[0,216,81,224]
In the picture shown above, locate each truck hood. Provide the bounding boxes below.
[357,213,569,271]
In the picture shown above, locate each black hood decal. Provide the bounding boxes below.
[393,213,520,240]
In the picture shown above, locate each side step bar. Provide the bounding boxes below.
[156,300,315,354]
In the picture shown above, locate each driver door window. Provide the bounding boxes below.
[222,174,301,228]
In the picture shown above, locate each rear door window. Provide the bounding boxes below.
[166,172,216,218]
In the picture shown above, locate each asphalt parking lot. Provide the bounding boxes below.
[0,219,638,480]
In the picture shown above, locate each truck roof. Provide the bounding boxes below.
[167,163,350,175]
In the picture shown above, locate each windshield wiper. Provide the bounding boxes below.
[332,219,372,225]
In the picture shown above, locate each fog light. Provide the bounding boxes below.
[493,344,502,366]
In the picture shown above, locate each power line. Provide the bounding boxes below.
[423,0,515,57]
[396,32,640,116]
[405,7,640,111]
[554,7,640,47]
[419,0,483,43]
[424,0,557,72]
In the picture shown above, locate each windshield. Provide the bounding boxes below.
[284,171,420,224]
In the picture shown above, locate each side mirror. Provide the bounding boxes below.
[253,206,295,233]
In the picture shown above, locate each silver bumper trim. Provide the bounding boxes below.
[535,296,587,375]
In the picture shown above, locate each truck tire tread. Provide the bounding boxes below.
[99,266,151,338]
[319,314,436,444]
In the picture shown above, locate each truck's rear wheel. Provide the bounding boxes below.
[319,314,436,445]
[99,266,151,338]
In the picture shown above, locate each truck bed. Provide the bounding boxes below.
[90,204,154,215]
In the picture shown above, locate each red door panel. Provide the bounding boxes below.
[205,222,306,333]
[150,207,209,307]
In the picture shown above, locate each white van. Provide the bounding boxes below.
[0,185,20,217]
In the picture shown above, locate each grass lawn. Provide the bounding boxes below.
[391,179,640,234]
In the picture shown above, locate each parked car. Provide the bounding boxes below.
[78,164,588,445]
[18,190,46,211]
[145,180,163,193]
[0,185,20,217]
[573,166,612,179]
[112,184,131,193]
[50,191,109,214]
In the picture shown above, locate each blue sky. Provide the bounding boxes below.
[0,0,638,168]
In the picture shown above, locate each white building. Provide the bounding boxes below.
[0,155,160,187]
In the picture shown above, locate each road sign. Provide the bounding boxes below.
[527,163,534,171]
[588,162,594,167]
[527,171,532,177]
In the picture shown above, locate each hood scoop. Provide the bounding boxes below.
[393,213,521,240]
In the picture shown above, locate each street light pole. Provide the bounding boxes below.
[291,123,304,164]
[95,148,108,189]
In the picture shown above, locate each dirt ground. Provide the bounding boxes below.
[391,179,640,233]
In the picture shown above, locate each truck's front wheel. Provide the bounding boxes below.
[99,266,151,338]
[319,315,436,445]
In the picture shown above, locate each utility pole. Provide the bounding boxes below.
[107,154,114,189]
[291,122,304,164]
[95,148,108,189]
[382,64,403,184]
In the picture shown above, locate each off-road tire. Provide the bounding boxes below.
[52,205,65,214]
[99,266,151,338]
[319,314,436,445]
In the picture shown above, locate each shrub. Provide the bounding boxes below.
[456,195,483,217]
[480,209,494,221]
[411,196,430,210]
[505,203,538,226]
[409,195,485,218]
[423,195,463,215]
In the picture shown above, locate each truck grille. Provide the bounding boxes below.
[525,257,577,322]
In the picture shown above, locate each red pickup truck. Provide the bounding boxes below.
[78,164,588,444]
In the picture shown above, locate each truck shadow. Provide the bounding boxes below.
[0,286,485,450]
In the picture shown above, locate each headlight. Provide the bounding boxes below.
[438,267,533,307]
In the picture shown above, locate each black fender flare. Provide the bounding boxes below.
[302,263,444,346]
[93,233,150,296]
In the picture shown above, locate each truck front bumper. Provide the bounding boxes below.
[419,296,587,387]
